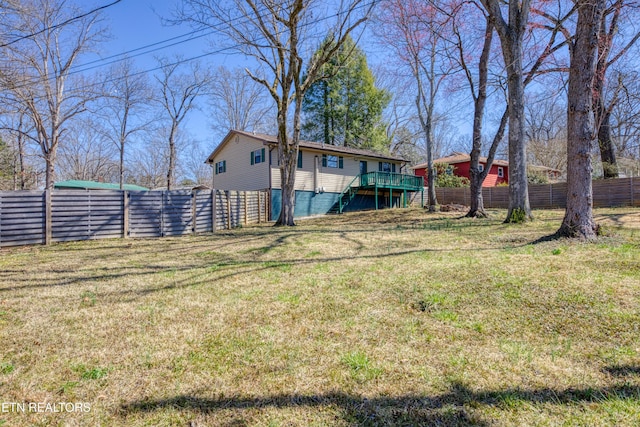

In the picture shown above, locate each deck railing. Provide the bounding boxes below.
[359,171,423,190]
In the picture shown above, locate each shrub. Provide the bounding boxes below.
[434,163,470,188]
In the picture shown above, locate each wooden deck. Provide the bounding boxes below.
[335,172,424,213]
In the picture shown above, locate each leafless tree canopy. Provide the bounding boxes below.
[155,56,211,190]
[0,0,107,189]
[208,66,275,138]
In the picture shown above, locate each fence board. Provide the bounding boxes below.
[0,188,266,247]
[433,179,636,210]
[194,191,213,233]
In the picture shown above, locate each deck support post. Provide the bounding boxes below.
[375,178,379,210]
[123,191,130,238]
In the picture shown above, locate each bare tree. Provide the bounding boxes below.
[611,72,640,159]
[377,0,460,212]
[176,0,375,226]
[182,140,213,187]
[100,58,153,189]
[592,1,640,178]
[448,3,508,218]
[480,0,533,222]
[557,0,606,239]
[0,110,35,189]
[127,131,169,190]
[57,116,118,182]
[525,92,567,173]
[154,56,210,191]
[208,66,274,139]
[0,0,106,190]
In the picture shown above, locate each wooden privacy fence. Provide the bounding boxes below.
[432,177,639,208]
[0,189,270,248]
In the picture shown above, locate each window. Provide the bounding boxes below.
[322,154,343,168]
[378,162,396,173]
[215,160,226,174]
[498,166,504,178]
[297,151,303,168]
[445,166,453,176]
[478,164,484,172]
[251,148,266,165]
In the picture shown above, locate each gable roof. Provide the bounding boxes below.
[54,180,148,191]
[528,164,562,174]
[205,130,406,164]
[411,152,509,170]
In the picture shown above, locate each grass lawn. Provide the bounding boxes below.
[1,207,640,426]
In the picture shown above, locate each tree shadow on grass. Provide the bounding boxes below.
[603,365,640,377]
[120,390,486,426]
[120,380,640,426]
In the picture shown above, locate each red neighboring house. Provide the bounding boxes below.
[411,152,509,187]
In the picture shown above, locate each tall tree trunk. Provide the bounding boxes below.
[45,151,56,190]
[466,22,493,218]
[276,108,297,226]
[482,0,533,222]
[597,107,618,178]
[557,0,604,239]
[468,175,485,216]
[418,99,437,212]
[167,122,177,191]
[503,36,532,222]
[119,140,125,190]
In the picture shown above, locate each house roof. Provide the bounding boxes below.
[54,180,149,191]
[528,164,562,174]
[205,129,407,164]
[411,152,509,170]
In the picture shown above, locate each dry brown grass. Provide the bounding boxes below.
[1,207,639,426]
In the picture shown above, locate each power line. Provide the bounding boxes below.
[71,27,214,71]
[0,0,123,48]
[69,0,376,75]
[3,0,377,96]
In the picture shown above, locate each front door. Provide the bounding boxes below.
[359,161,367,175]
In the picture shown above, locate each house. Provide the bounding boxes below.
[54,180,148,191]
[527,165,563,182]
[411,152,509,187]
[205,130,423,218]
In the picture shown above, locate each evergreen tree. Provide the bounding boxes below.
[302,35,390,152]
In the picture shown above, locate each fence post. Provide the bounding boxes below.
[160,191,165,237]
[244,191,248,225]
[549,184,553,208]
[45,189,52,245]
[123,191,129,238]
[226,190,232,229]
[257,191,261,223]
[211,189,217,233]
[192,190,197,234]
[631,176,635,206]
[267,189,271,221]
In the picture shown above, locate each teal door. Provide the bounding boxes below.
[359,161,367,175]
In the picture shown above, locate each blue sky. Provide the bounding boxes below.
[94,0,226,150]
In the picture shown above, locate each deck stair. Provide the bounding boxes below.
[329,175,361,214]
